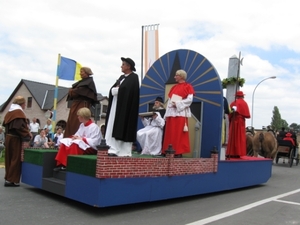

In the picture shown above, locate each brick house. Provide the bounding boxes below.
[0,79,108,129]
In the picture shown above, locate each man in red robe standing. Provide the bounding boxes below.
[162,69,195,158]
[226,90,250,158]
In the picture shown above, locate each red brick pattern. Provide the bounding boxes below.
[96,150,219,179]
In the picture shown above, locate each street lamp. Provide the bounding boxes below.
[251,76,276,128]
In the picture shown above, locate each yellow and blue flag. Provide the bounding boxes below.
[58,56,82,81]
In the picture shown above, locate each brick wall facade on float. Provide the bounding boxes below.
[95,150,218,179]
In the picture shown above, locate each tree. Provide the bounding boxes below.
[271,107,300,132]
[270,106,283,131]
[290,123,298,130]
[281,119,288,129]
[289,122,300,131]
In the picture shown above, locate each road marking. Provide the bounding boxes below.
[186,188,300,225]
[274,199,300,206]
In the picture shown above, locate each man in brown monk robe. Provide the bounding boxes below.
[64,67,98,138]
[3,96,31,187]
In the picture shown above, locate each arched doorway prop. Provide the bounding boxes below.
[139,49,223,158]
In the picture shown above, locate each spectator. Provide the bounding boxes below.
[53,127,64,148]
[29,117,40,147]
[33,129,49,148]
[36,118,41,127]
[44,128,55,148]
[43,119,53,138]
[29,117,40,135]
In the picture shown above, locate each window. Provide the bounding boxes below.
[27,97,32,108]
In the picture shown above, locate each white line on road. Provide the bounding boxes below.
[274,199,300,206]
[186,188,300,225]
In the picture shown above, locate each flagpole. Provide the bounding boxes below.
[141,23,160,82]
[52,53,61,138]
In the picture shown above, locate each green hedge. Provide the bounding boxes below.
[24,148,58,165]
[67,155,97,177]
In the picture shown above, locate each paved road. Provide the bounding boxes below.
[0,159,299,225]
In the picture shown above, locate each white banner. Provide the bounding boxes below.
[144,25,159,74]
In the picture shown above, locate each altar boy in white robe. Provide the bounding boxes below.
[54,107,102,171]
[137,97,166,155]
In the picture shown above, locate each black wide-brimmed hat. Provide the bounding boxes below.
[121,57,136,71]
[155,96,164,104]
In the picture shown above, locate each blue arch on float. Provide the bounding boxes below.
[139,49,223,158]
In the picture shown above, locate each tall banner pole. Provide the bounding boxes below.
[155,24,159,61]
[143,24,159,77]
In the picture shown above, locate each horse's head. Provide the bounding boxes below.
[246,126,255,136]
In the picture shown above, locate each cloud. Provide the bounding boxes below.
[0,0,299,128]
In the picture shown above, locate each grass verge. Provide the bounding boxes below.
[0,150,4,167]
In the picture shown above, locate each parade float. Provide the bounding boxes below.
[21,49,272,207]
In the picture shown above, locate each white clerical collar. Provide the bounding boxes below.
[8,104,24,112]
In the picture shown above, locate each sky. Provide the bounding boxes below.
[0,0,299,129]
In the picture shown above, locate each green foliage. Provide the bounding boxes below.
[0,149,4,164]
[271,107,300,131]
[290,123,298,129]
[222,77,245,89]
[270,106,282,130]
[289,123,300,130]
[282,120,289,129]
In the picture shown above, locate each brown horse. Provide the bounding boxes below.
[252,131,278,159]
[246,133,254,156]
[246,127,255,156]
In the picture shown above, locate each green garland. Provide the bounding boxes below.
[222,77,245,89]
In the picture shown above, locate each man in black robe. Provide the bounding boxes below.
[105,57,140,156]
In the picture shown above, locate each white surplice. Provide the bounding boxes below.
[137,112,165,155]
[105,86,132,156]
[59,122,101,150]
